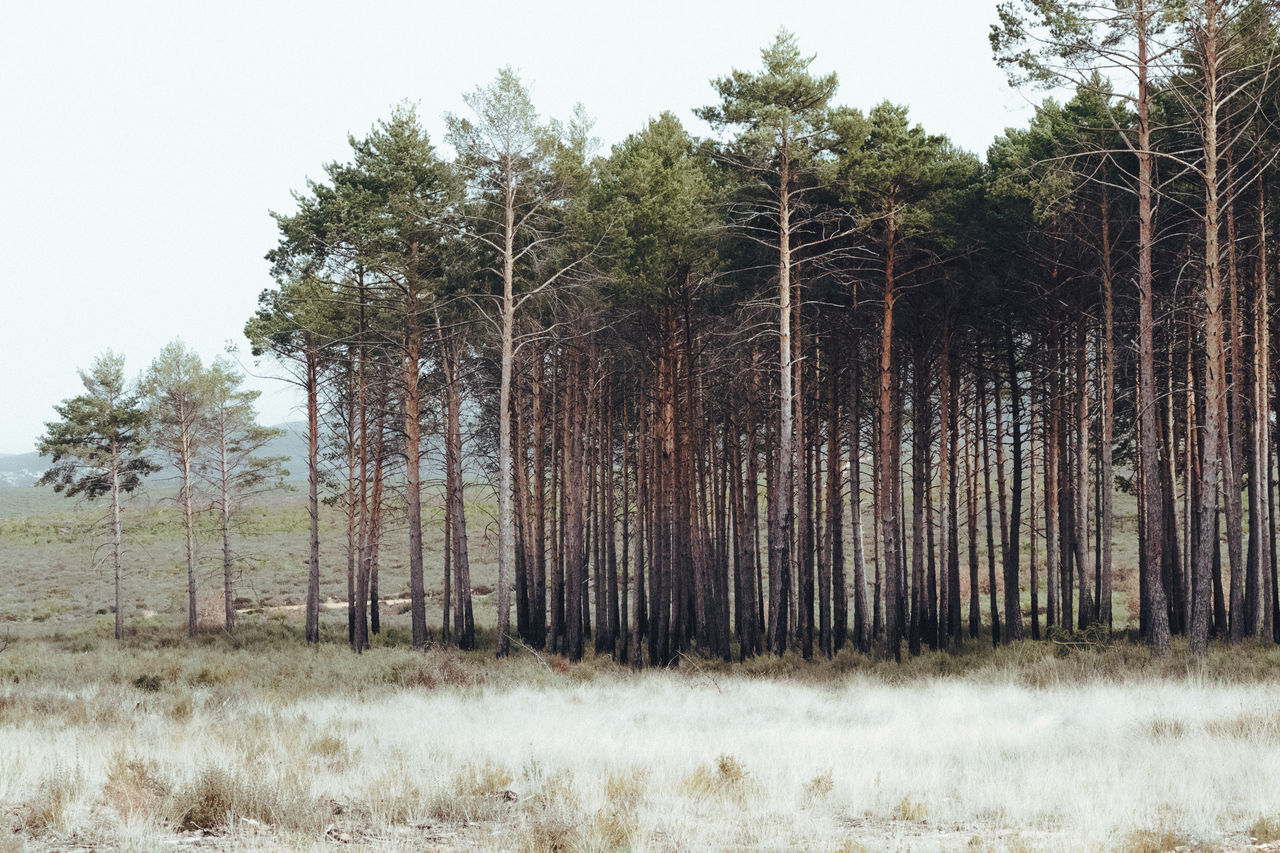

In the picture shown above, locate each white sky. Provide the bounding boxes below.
[0,0,1035,454]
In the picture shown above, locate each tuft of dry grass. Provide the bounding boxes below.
[169,763,327,833]
[19,766,81,835]
[680,753,754,803]
[1251,814,1280,843]
[102,752,170,819]
[892,794,929,822]
[1119,826,1195,853]
[804,770,835,802]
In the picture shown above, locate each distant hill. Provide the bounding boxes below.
[0,423,311,489]
[0,420,490,489]
[0,451,46,488]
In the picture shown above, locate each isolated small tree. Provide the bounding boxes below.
[199,359,287,633]
[37,352,157,640]
[140,340,210,637]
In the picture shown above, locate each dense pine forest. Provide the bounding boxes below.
[230,2,1280,665]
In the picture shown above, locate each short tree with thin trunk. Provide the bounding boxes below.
[37,352,157,640]
[198,358,288,634]
[140,340,210,637]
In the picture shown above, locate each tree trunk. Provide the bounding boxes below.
[879,197,901,659]
[565,351,586,661]
[496,177,517,658]
[1136,0,1172,653]
[404,247,427,648]
[1075,315,1095,628]
[1099,184,1116,631]
[824,350,842,656]
[909,348,927,657]
[305,338,321,645]
[1226,150,1246,643]
[1029,365,1041,640]
[774,135,796,658]
[111,439,123,642]
[1253,179,1273,638]
[1193,4,1224,657]
[182,432,197,637]
[442,331,475,649]
[219,416,233,635]
[965,372,981,639]
[533,349,549,649]
[979,366,1001,646]
[1004,330,1024,641]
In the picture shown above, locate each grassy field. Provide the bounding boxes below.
[3,627,1280,851]
[1,483,1275,851]
[0,478,1141,635]
[0,482,500,635]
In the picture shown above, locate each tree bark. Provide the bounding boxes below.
[1136,0,1172,653]
[305,338,321,645]
[1004,330,1024,641]
[879,196,901,660]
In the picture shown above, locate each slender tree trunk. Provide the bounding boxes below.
[945,340,962,644]
[219,417,233,634]
[182,434,197,637]
[565,351,586,661]
[1030,366,1041,640]
[1076,316,1095,628]
[368,433,384,636]
[1004,331,1024,641]
[605,396,621,656]
[849,356,870,651]
[909,348,927,657]
[443,485,452,643]
[442,331,475,649]
[621,422,633,663]
[634,399,649,664]
[965,373,981,639]
[111,440,123,642]
[824,351,841,657]
[774,137,796,657]
[1137,0,1172,653]
[1253,179,1274,638]
[795,289,814,659]
[345,355,357,646]
[305,339,321,645]
[1193,4,1225,657]
[1045,348,1061,633]
[879,199,901,659]
[936,328,952,649]
[1226,144,1246,642]
[745,350,763,655]
[404,248,427,648]
[352,277,370,654]
[1099,185,1116,630]
[979,366,1000,646]
[533,349,549,649]
[496,178,517,658]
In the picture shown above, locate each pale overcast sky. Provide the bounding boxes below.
[0,0,1036,454]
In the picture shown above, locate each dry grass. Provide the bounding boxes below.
[0,471,1274,850]
[0,634,1279,850]
[0,482,1149,637]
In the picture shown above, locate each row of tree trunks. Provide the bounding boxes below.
[417,194,1279,665]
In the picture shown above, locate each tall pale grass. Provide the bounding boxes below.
[3,638,1280,851]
